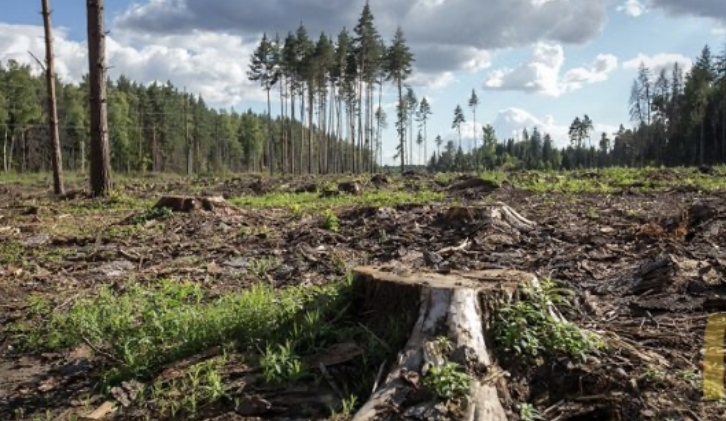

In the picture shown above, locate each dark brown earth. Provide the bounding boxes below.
[1,173,726,421]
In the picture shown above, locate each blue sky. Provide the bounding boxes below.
[0,0,723,163]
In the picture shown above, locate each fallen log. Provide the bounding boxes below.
[351,265,542,421]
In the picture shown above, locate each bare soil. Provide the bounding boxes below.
[1,173,726,421]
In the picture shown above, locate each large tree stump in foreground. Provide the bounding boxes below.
[352,266,545,421]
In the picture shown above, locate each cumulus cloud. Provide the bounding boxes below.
[483,43,618,97]
[0,24,264,107]
[408,71,458,90]
[115,0,608,73]
[0,24,87,83]
[617,0,647,17]
[492,107,619,148]
[623,53,693,75]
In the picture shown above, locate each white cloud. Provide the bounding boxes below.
[617,0,647,17]
[408,71,458,90]
[115,0,608,74]
[0,24,87,83]
[0,24,264,107]
[492,107,619,148]
[483,43,618,97]
[623,53,693,75]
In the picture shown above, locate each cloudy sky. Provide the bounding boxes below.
[0,0,723,164]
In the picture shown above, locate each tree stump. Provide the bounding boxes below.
[154,195,241,214]
[351,265,542,421]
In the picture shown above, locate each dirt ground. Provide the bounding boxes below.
[1,170,726,421]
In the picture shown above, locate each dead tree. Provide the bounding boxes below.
[86,0,112,197]
[41,0,65,195]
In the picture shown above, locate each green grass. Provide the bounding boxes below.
[0,240,24,265]
[14,278,341,382]
[12,273,408,414]
[229,189,444,211]
[496,166,726,194]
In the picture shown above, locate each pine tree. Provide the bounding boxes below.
[405,87,417,166]
[468,89,479,153]
[417,97,432,167]
[435,135,443,158]
[248,33,280,175]
[452,105,465,150]
[384,26,414,174]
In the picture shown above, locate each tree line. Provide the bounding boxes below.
[425,42,726,173]
[0,59,364,177]
[248,2,418,175]
[2,2,424,188]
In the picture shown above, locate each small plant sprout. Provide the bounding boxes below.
[321,209,340,232]
[519,402,542,421]
[423,362,472,401]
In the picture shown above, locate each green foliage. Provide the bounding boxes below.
[321,209,340,232]
[128,206,174,225]
[0,241,23,265]
[423,362,472,401]
[518,403,542,421]
[259,341,306,384]
[12,278,342,382]
[492,280,604,361]
[147,356,229,418]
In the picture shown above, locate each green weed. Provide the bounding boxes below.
[128,206,174,225]
[321,209,340,232]
[492,280,604,361]
[259,341,306,384]
[423,362,472,401]
[518,403,542,421]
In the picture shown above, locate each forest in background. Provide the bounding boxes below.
[430,44,726,172]
[2,2,726,177]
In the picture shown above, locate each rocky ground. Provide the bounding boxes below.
[1,169,726,421]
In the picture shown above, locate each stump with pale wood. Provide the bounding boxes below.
[351,265,554,421]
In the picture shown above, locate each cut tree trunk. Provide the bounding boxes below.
[86,0,112,196]
[351,265,543,421]
[42,0,66,195]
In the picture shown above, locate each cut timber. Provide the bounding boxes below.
[352,265,541,421]
[154,195,241,215]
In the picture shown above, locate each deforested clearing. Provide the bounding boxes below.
[1,169,726,421]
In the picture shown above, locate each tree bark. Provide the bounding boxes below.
[350,266,536,421]
[2,127,8,172]
[267,87,274,176]
[41,0,65,195]
[86,0,112,196]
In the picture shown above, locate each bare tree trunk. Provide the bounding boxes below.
[398,80,405,174]
[9,131,16,172]
[41,0,65,195]
[308,88,314,175]
[290,83,296,175]
[279,77,286,175]
[267,87,274,176]
[2,127,8,172]
[185,91,192,175]
[86,0,112,196]
[300,86,305,174]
